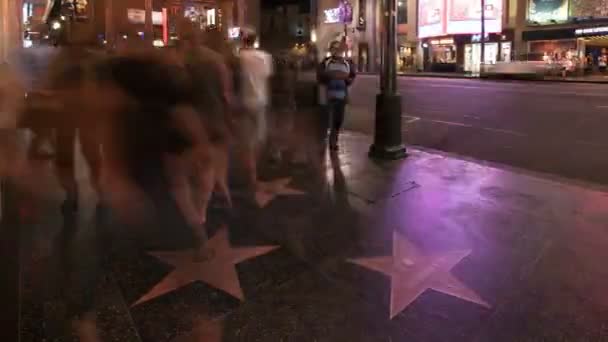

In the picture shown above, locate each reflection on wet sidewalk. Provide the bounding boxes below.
[4,131,608,341]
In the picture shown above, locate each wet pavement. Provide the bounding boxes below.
[8,130,608,341]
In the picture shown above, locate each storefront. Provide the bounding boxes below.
[574,26,608,73]
[421,30,513,72]
[522,27,581,61]
[522,24,608,75]
[464,32,513,72]
[397,34,416,72]
[418,0,506,72]
[422,37,457,72]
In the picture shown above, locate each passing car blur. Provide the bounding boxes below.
[482,61,562,80]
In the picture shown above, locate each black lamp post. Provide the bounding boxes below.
[369,0,406,160]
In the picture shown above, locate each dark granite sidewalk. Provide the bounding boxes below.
[6,124,608,342]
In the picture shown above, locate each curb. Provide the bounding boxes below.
[359,72,608,84]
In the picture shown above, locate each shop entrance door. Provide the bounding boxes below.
[583,37,608,70]
[465,43,498,72]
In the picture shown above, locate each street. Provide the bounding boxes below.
[347,76,608,185]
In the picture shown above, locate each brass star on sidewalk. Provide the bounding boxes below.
[348,231,490,319]
[132,227,279,306]
[255,178,306,208]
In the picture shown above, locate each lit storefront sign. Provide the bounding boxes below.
[418,0,502,38]
[127,9,163,25]
[228,27,240,39]
[471,33,489,42]
[430,38,455,45]
[575,26,608,36]
[447,0,503,35]
[207,8,216,26]
[184,5,217,29]
[324,0,353,24]
[23,3,33,24]
[324,8,341,23]
[527,0,568,23]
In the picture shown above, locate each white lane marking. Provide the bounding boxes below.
[481,127,528,137]
[426,119,473,128]
[424,84,486,90]
[402,115,420,124]
[408,116,529,137]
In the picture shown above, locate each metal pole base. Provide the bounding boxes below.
[369,143,407,160]
[369,94,407,160]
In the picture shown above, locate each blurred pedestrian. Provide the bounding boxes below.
[233,28,273,194]
[45,45,105,200]
[177,20,233,226]
[599,55,607,73]
[268,54,297,163]
[0,62,27,178]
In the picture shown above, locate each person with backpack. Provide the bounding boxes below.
[317,40,356,151]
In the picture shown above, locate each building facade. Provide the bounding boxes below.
[313,0,382,72]
[519,0,608,67]
[416,0,515,73]
[11,0,258,49]
[102,0,260,47]
[414,0,608,73]
[260,1,310,52]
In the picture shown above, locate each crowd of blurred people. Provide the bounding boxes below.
[0,20,304,253]
[0,20,360,339]
[542,50,608,77]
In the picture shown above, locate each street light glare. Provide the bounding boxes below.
[51,21,61,30]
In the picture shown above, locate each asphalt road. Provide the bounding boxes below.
[346,75,608,185]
